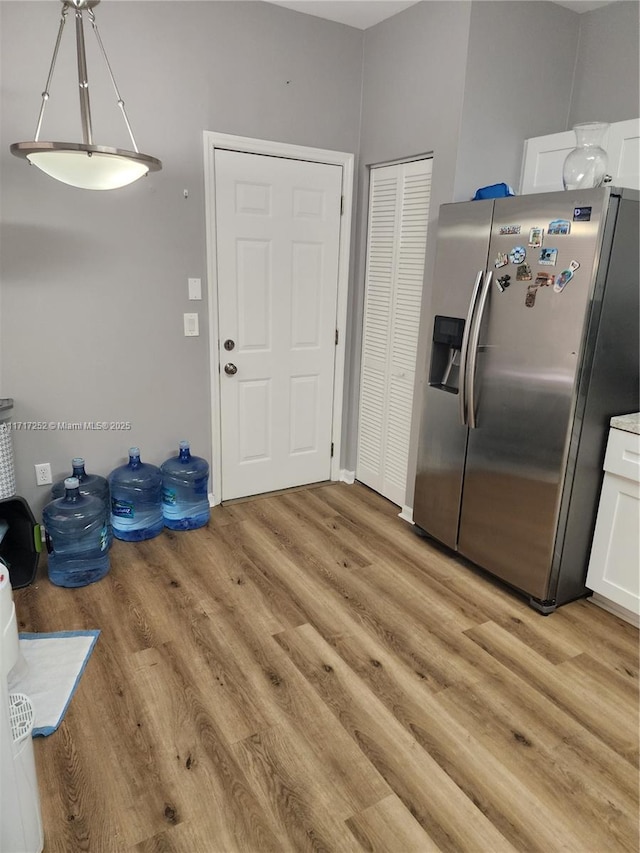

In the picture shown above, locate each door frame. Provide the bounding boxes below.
[203,131,354,505]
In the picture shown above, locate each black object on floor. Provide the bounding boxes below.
[0,496,41,588]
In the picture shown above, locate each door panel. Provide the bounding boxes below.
[215,149,342,500]
[239,380,271,461]
[291,243,322,346]
[237,240,271,348]
[458,190,607,599]
[290,376,319,454]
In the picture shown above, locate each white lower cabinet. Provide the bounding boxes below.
[586,424,640,626]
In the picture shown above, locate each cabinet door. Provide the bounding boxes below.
[607,119,640,191]
[586,470,640,616]
[519,130,577,194]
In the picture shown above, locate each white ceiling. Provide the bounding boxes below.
[268,1,420,29]
[267,0,621,30]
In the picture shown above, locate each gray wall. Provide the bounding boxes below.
[1,0,638,520]
[0,1,363,515]
[453,0,640,205]
[349,0,581,508]
[569,1,640,126]
[453,1,579,202]
[343,0,474,476]
[350,0,639,512]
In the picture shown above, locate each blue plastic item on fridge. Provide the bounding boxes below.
[472,182,515,200]
[43,477,110,587]
[108,447,163,542]
[51,458,113,546]
[161,441,210,530]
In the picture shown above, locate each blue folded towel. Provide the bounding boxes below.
[8,630,100,736]
[473,182,515,200]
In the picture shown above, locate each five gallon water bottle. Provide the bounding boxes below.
[43,478,110,587]
[51,457,113,546]
[108,447,163,541]
[161,441,210,530]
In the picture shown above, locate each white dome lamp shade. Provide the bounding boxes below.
[10,0,161,191]
[12,144,159,191]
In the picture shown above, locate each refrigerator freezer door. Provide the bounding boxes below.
[413,200,493,549]
[457,189,609,600]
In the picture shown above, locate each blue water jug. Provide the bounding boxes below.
[43,477,110,587]
[108,447,163,541]
[51,458,113,546]
[161,441,210,530]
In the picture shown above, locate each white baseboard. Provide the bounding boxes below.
[208,492,217,507]
[588,593,639,628]
[339,469,355,485]
[398,505,414,524]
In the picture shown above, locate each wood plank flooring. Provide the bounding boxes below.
[12,482,639,853]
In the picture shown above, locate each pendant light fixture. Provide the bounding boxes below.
[10,0,161,191]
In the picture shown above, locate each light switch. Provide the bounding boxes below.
[188,277,202,300]
[184,313,199,336]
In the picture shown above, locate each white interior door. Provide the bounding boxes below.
[356,158,433,507]
[214,149,343,501]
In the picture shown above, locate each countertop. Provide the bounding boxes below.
[610,412,640,435]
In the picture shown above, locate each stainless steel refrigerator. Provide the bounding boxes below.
[413,187,639,612]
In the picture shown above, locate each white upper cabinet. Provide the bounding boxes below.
[519,118,639,195]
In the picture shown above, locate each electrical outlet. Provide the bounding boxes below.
[35,462,52,485]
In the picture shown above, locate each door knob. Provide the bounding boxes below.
[224,339,235,351]
[224,363,237,376]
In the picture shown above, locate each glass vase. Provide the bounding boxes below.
[562,122,609,190]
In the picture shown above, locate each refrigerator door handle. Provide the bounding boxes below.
[459,270,484,426]
[467,270,493,429]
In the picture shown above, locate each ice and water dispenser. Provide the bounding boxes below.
[428,315,465,393]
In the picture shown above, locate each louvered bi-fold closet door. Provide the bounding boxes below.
[356,158,433,507]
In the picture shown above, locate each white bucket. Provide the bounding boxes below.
[0,564,19,679]
[0,423,15,499]
[9,692,34,743]
[8,692,44,853]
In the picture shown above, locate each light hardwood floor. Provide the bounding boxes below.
[13,482,640,853]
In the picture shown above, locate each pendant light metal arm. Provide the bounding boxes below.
[88,8,140,153]
[34,5,69,142]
